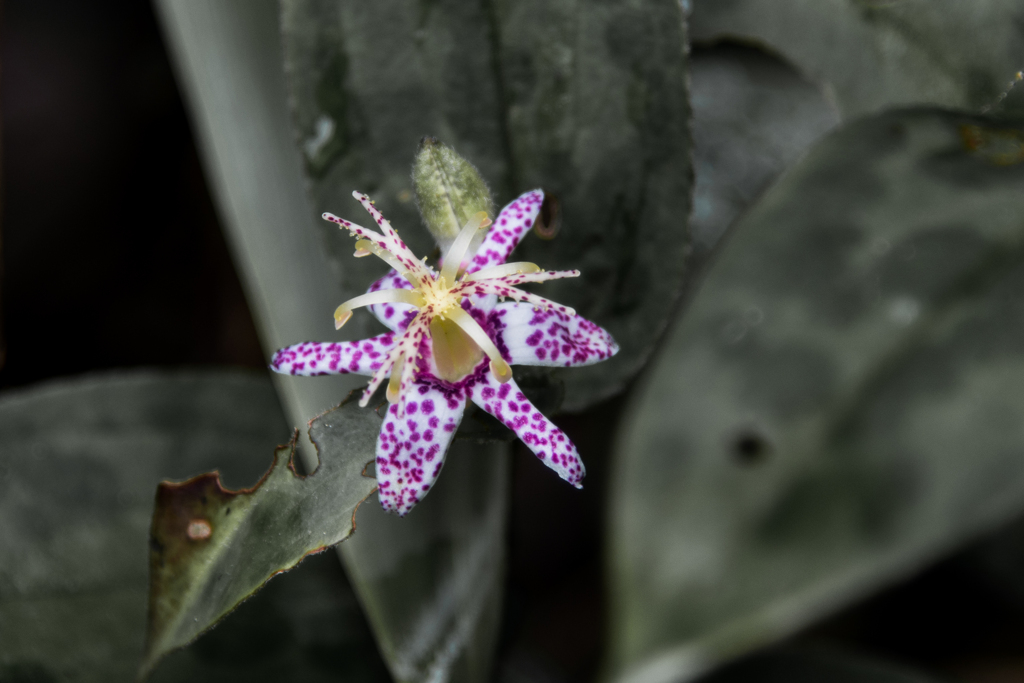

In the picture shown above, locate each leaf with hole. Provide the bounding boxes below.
[0,371,387,683]
[609,109,1024,683]
[141,389,380,676]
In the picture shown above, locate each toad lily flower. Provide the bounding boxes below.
[271,189,618,515]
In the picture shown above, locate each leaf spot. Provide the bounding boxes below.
[187,519,212,541]
[731,429,771,466]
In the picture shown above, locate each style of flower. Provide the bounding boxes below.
[271,189,618,515]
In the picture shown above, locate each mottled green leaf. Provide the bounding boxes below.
[609,110,1024,683]
[142,390,380,676]
[281,0,693,409]
[144,382,510,683]
[0,371,385,683]
[691,0,1024,118]
[490,0,693,407]
[280,0,507,328]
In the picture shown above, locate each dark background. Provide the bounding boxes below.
[5,3,1024,682]
[1,0,263,391]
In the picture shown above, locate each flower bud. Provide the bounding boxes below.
[412,137,494,253]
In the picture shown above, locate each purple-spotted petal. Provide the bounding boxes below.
[469,374,585,488]
[375,381,469,515]
[466,190,544,273]
[490,302,618,368]
[367,269,418,332]
[270,333,396,376]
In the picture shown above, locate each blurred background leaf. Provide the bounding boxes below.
[690,0,1024,118]
[0,370,387,683]
[690,42,839,254]
[609,109,1024,683]
[280,0,693,410]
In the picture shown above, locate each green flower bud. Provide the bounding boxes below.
[412,137,494,253]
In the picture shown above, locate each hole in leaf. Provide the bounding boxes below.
[731,429,771,466]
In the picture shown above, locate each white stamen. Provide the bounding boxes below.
[464,262,541,281]
[386,353,405,403]
[441,212,491,285]
[334,289,424,329]
[463,281,576,317]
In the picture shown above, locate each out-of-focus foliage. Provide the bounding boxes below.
[142,391,380,676]
[690,43,839,253]
[690,0,1024,118]
[280,0,693,410]
[610,109,1024,683]
[0,371,386,683]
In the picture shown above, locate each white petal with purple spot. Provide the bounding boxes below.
[490,302,618,367]
[271,186,619,516]
[270,333,397,376]
[469,373,585,487]
[466,190,544,274]
[367,269,418,332]
[375,381,468,515]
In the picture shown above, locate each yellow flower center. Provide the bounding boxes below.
[418,272,485,382]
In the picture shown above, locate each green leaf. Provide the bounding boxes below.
[153,0,367,430]
[690,0,1024,118]
[609,109,1024,683]
[280,0,693,409]
[279,0,506,319]
[490,0,693,408]
[141,389,379,676]
[0,371,385,683]
[143,381,510,683]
